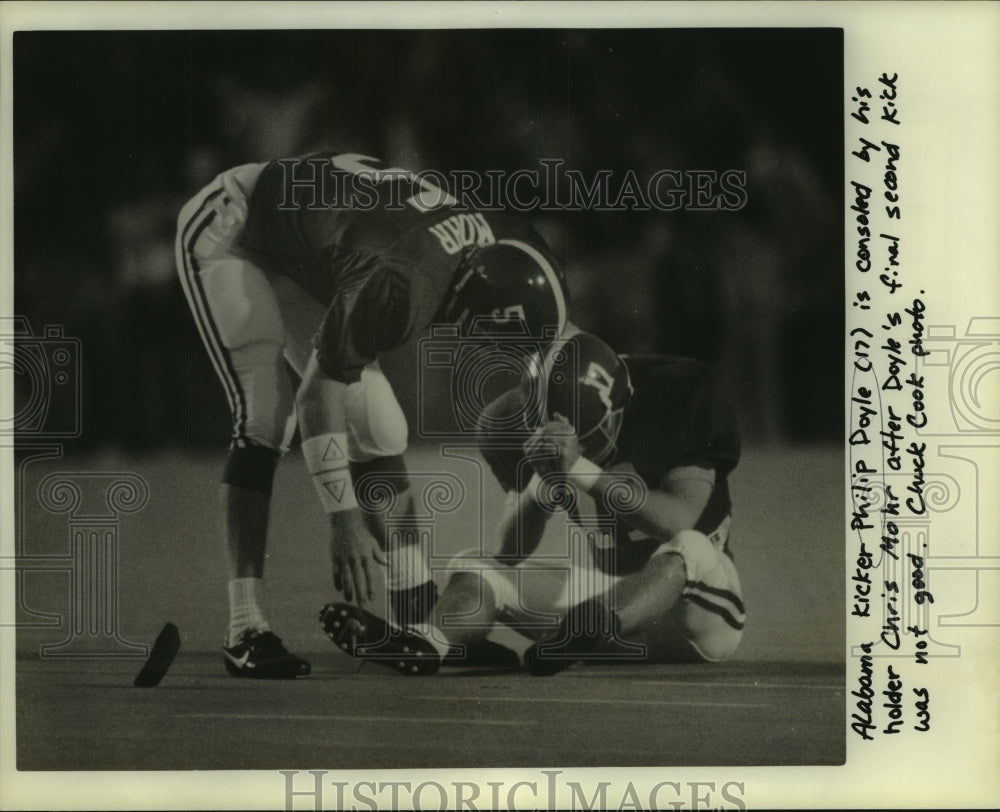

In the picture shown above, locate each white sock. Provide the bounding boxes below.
[386,543,432,591]
[228,577,270,644]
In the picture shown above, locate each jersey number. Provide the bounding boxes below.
[582,362,615,410]
[490,305,526,323]
[331,153,457,213]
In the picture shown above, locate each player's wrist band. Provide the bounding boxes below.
[301,432,359,513]
[567,456,603,493]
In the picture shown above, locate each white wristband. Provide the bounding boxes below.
[302,432,349,473]
[311,469,359,513]
[302,433,358,513]
[567,456,603,493]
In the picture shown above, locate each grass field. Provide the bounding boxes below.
[13,442,845,770]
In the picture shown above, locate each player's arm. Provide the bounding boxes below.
[592,463,714,542]
[296,352,387,606]
[534,414,712,542]
[492,321,585,562]
[493,482,552,564]
[477,389,554,564]
[299,267,414,602]
[604,363,736,541]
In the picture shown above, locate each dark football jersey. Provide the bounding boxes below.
[478,355,740,571]
[612,355,739,533]
[237,151,560,382]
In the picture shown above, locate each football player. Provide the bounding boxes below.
[175,151,568,677]
[323,332,745,675]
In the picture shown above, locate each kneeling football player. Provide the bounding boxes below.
[324,332,746,675]
[176,151,569,678]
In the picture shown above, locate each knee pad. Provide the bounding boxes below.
[652,530,718,584]
[446,549,519,614]
[222,444,281,494]
[344,366,408,462]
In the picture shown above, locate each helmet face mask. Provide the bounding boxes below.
[576,406,626,466]
[541,333,632,467]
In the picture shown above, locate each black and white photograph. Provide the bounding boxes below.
[1,3,997,810]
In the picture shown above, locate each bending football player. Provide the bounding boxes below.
[325,332,745,675]
[176,152,568,677]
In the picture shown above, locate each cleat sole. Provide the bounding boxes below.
[320,602,441,676]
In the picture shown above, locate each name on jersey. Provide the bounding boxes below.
[428,213,496,255]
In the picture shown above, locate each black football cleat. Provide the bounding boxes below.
[525,598,621,676]
[222,629,311,679]
[442,638,521,670]
[320,602,442,676]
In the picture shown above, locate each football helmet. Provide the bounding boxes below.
[436,239,568,339]
[539,332,633,466]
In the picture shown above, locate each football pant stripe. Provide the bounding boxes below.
[185,210,248,443]
[687,579,747,615]
[497,238,567,333]
[684,592,746,631]
[187,211,249,442]
[178,190,235,409]
[178,189,249,443]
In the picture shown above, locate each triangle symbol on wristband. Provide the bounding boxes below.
[324,478,347,503]
[322,437,345,462]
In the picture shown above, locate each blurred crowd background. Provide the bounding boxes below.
[13,28,843,451]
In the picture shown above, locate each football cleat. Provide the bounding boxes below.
[442,638,521,670]
[222,629,311,679]
[319,602,442,676]
[524,598,621,676]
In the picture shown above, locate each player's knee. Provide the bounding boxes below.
[652,530,718,584]
[688,629,743,664]
[435,580,493,645]
[230,343,297,450]
[437,573,502,642]
[445,550,518,614]
[344,366,408,461]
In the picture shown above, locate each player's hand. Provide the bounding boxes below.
[328,508,387,605]
[523,413,582,475]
